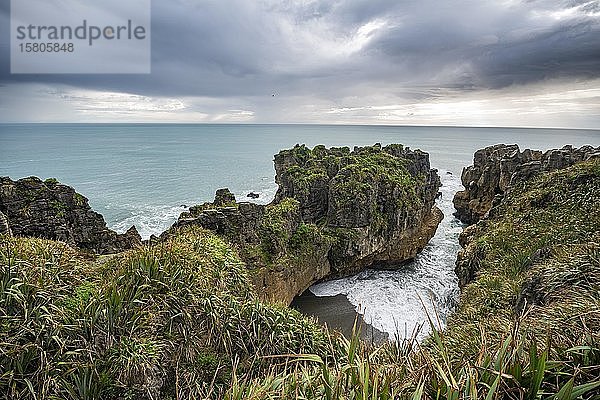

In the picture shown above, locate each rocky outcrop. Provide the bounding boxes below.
[0,176,141,254]
[454,144,599,224]
[454,145,600,288]
[170,144,442,304]
[274,144,443,276]
[171,192,330,304]
[454,222,487,287]
[176,189,265,246]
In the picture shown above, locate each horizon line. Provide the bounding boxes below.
[0,122,598,131]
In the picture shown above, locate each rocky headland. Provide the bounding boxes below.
[170,143,442,304]
[0,176,141,254]
[452,142,600,328]
[454,144,599,287]
[453,144,600,225]
[450,152,599,341]
[434,146,600,398]
[2,143,599,398]
[0,144,443,305]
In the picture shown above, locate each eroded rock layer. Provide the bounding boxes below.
[453,144,600,224]
[171,143,442,304]
[0,176,140,254]
[454,144,600,288]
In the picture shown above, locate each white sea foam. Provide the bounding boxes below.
[105,171,464,341]
[237,181,278,205]
[109,203,189,240]
[310,170,464,341]
[107,181,279,240]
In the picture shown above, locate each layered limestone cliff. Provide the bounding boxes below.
[454,145,600,288]
[0,176,141,254]
[450,159,600,357]
[171,144,442,304]
[453,144,600,224]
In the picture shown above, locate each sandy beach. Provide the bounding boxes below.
[291,290,388,344]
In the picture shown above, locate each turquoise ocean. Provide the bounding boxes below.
[1,124,598,339]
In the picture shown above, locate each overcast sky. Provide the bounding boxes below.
[1,0,599,127]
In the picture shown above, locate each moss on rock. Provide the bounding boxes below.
[450,159,600,359]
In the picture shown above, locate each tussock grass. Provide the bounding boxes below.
[212,160,600,399]
[1,227,331,399]
[1,160,599,399]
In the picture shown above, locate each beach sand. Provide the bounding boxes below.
[291,290,388,344]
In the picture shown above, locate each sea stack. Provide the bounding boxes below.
[170,143,443,303]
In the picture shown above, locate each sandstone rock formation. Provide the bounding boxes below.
[454,144,600,224]
[170,144,442,304]
[0,176,141,254]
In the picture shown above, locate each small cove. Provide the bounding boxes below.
[2,123,597,341]
[292,170,464,341]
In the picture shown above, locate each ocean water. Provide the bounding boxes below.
[1,124,598,339]
[309,171,463,340]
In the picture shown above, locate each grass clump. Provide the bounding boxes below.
[435,159,600,394]
[0,236,100,398]
[1,160,598,399]
[211,160,600,399]
[0,226,332,398]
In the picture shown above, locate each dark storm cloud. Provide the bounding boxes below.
[1,0,599,100]
[368,1,600,89]
[470,19,600,88]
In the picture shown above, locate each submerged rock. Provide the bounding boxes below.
[170,143,442,304]
[0,176,140,254]
[453,144,599,224]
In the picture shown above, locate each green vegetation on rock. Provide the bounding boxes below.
[173,143,441,305]
[5,148,597,399]
[1,160,599,399]
[280,144,420,211]
[213,160,600,399]
[443,159,600,395]
[43,177,59,185]
[454,160,600,329]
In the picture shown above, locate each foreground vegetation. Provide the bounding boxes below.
[1,159,599,399]
[0,228,330,398]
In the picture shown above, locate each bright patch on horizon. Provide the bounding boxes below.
[322,79,600,128]
[58,90,187,113]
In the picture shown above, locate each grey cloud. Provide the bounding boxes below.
[469,19,600,88]
[365,1,600,89]
[0,0,599,105]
